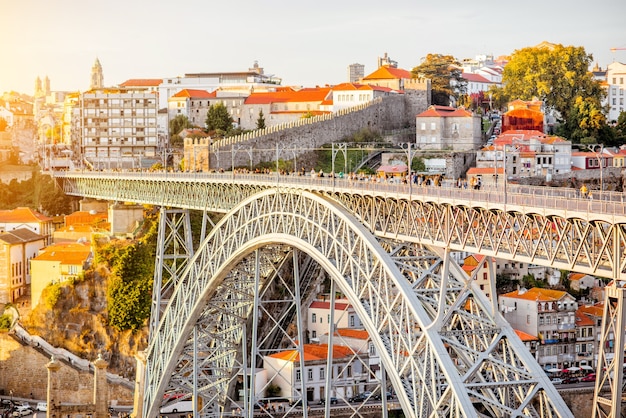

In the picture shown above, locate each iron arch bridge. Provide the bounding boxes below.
[55,171,626,418]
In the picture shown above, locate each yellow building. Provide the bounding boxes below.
[30,242,92,308]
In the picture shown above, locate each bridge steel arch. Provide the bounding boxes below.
[144,188,572,418]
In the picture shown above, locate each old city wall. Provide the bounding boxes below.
[208,92,429,171]
[558,388,626,418]
[0,332,133,406]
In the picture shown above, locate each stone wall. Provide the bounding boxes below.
[0,333,133,406]
[202,94,428,171]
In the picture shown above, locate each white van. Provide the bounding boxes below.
[160,400,193,414]
[36,402,47,412]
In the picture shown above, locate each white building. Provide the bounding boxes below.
[605,61,626,122]
[308,298,362,341]
[76,89,159,169]
[263,344,360,403]
[499,288,577,370]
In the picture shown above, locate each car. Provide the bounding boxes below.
[318,397,338,405]
[581,373,596,382]
[35,403,47,412]
[374,391,394,401]
[550,377,563,385]
[562,376,579,384]
[12,405,32,417]
[349,391,372,403]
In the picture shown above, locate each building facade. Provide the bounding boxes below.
[0,228,46,303]
[415,105,482,151]
[605,61,626,122]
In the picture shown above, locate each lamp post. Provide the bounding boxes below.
[589,144,605,195]
[401,142,418,199]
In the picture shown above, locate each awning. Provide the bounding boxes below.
[547,368,561,373]
[567,367,581,372]
[581,365,594,371]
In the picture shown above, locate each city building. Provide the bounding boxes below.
[0,228,46,304]
[0,207,53,245]
[347,63,365,84]
[576,303,605,369]
[461,254,495,301]
[168,89,247,129]
[52,210,109,243]
[605,61,626,122]
[499,287,577,370]
[308,298,362,341]
[501,100,544,133]
[570,151,612,171]
[567,273,600,292]
[415,105,482,151]
[30,241,93,307]
[263,343,360,403]
[75,89,159,170]
[476,130,572,181]
[330,82,397,112]
[90,58,104,90]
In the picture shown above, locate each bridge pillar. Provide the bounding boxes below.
[131,351,146,418]
[93,355,109,418]
[46,356,61,418]
[592,284,626,418]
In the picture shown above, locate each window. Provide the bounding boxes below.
[349,315,355,327]
[312,330,317,339]
[319,368,325,380]
[483,272,487,280]
[347,365,352,377]
[308,369,313,381]
[311,313,316,323]
[526,315,530,324]
[369,343,376,356]
[296,369,301,382]
[430,122,436,130]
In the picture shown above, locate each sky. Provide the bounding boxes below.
[1,0,625,95]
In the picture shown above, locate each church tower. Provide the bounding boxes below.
[34,76,43,97]
[90,58,104,90]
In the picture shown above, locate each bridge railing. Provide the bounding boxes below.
[57,170,626,218]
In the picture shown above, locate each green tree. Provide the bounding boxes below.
[411,54,467,106]
[106,219,156,332]
[557,96,613,144]
[169,115,192,137]
[256,109,266,129]
[502,44,604,124]
[205,103,233,136]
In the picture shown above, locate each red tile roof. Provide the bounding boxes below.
[0,207,52,223]
[462,73,491,83]
[332,328,369,340]
[417,105,473,118]
[363,66,413,80]
[33,242,91,265]
[309,300,351,310]
[171,89,216,99]
[514,329,538,342]
[500,287,568,301]
[575,311,595,327]
[118,79,163,87]
[266,344,353,362]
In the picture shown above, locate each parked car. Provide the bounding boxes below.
[12,404,32,417]
[581,373,596,382]
[550,377,563,385]
[562,376,579,384]
[349,391,372,403]
[374,391,394,400]
[318,397,338,405]
[36,402,47,412]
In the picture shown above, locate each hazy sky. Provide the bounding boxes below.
[1,0,625,95]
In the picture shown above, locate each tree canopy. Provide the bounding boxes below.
[411,54,467,106]
[205,103,234,136]
[256,109,266,130]
[502,44,604,120]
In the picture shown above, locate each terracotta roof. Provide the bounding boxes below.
[118,79,163,87]
[332,82,396,93]
[0,228,44,244]
[467,167,504,175]
[462,73,491,83]
[171,89,216,99]
[309,300,351,310]
[33,242,92,265]
[332,328,369,340]
[0,207,52,223]
[416,105,473,118]
[266,344,353,362]
[514,329,539,342]
[362,66,413,80]
[575,311,594,327]
[578,303,604,317]
[244,87,331,105]
[377,164,408,173]
[568,273,586,281]
[500,287,568,301]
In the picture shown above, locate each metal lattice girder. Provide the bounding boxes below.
[142,189,573,418]
[57,172,626,280]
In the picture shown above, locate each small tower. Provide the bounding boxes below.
[44,76,51,95]
[91,58,104,90]
[34,76,43,97]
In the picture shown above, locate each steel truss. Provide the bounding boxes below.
[144,189,572,418]
[58,173,626,280]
